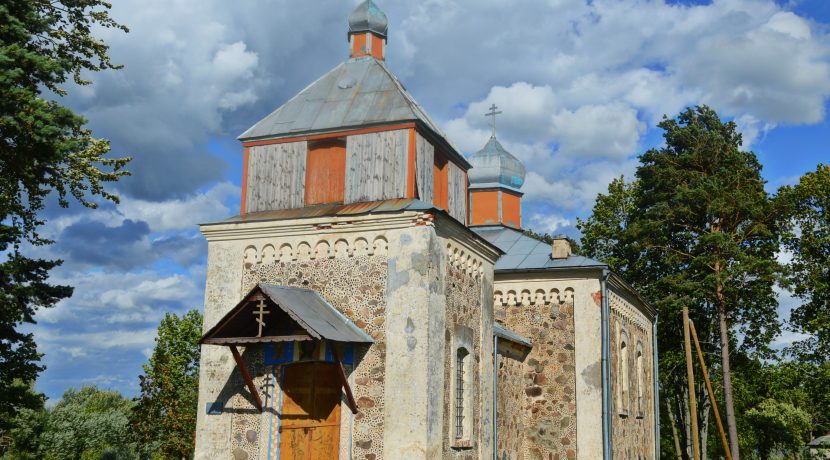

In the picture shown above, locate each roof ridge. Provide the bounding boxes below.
[238,61,347,140]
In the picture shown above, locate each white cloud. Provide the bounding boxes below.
[527,213,571,234]
[117,181,239,232]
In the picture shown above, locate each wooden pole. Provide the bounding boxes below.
[683,307,701,460]
[230,345,263,412]
[331,342,359,414]
[690,320,733,460]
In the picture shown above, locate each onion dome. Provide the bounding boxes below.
[348,0,388,38]
[468,136,526,191]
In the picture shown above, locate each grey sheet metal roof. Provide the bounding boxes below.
[259,284,374,343]
[808,434,830,447]
[201,283,373,344]
[204,198,433,226]
[494,323,532,348]
[238,57,449,148]
[471,225,607,272]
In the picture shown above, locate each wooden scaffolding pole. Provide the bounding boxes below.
[683,307,701,460]
[689,320,733,460]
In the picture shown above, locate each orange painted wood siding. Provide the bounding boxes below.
[351,33,367,58]
[470,190,500,225]
[370,34,384,60]
[501,190,522,229]
[240,146,249,214]
[305,139,346,205]
[433,151,448,210]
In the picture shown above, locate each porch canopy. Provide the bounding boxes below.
[201,283,373,413]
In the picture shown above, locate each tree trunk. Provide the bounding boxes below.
[667,396,684,460]
[682,387,692,460]
[700,393,711,460]
[717,300,740,460]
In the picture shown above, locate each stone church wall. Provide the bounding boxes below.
[442,262,483,460]
[241,253,389,460]
[609,288,655,460]
[496,350,525,459]
[492,280,581,460]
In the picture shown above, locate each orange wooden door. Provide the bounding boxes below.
[304,140,346,205]
[279,362,341,460]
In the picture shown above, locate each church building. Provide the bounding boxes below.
[194,2,659,459]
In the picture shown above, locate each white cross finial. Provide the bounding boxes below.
[485,103,502,138]
[253,299,270,337]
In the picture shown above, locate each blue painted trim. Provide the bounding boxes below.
[275,366,285,459]
[267,366,276,460]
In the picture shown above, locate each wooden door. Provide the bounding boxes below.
[304,140,346,205]
[279,362,341,460]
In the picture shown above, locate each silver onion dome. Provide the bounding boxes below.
[468,136,526,191]
[348,0,389,38]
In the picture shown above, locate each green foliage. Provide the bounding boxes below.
[576,175,639,274]
[3,386,136,460]
[0,0,129,428]
[131,310,203,459]
[777,164,830,360]
[579,106,784,459]
[745,399,812,460]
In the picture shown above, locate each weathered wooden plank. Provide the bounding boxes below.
[245,141,306,212]
[230,345,263,412]
[344,130,407,203]
[447,161,467,223]
[415,132,434,204]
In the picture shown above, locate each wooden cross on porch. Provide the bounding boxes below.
[253,299,270,337]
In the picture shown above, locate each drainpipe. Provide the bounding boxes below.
[493,334,499,460]
[652,316,660,460]
[601,270,612,460]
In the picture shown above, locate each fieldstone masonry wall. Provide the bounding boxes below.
[493,285,578,460]
[442,263,483,459]
[609,288,655,460]
[496,351,525,459]
[242,253,389,460]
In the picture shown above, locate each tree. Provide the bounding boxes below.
[0,0,130,426]
[632,106,780,460]
[39,386,136,460]
[132,310,203,459]
[576,175,639,274]
[745,399,811,460]
[778,164,830,359]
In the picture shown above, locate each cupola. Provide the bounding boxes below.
[468,105,526,229]
[348,0,388,60]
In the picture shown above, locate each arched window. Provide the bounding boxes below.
[618,328,630,416]
[636,342,645,418]
[455,347,469,440]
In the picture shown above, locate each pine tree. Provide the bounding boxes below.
[0,0,130,426]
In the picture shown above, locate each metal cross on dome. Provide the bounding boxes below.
[485,103,502,138]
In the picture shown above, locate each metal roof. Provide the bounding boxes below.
[471,225,607,272]
[259,284,374,343]
[494,323,532,348]
[201,283,374,345]
[238,57,454,152]
[349,0,388,38]
[204,198,433,226]
[468,136,526,191]
[808,435,830,447]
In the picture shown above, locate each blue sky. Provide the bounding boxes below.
[27,0,830,401]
